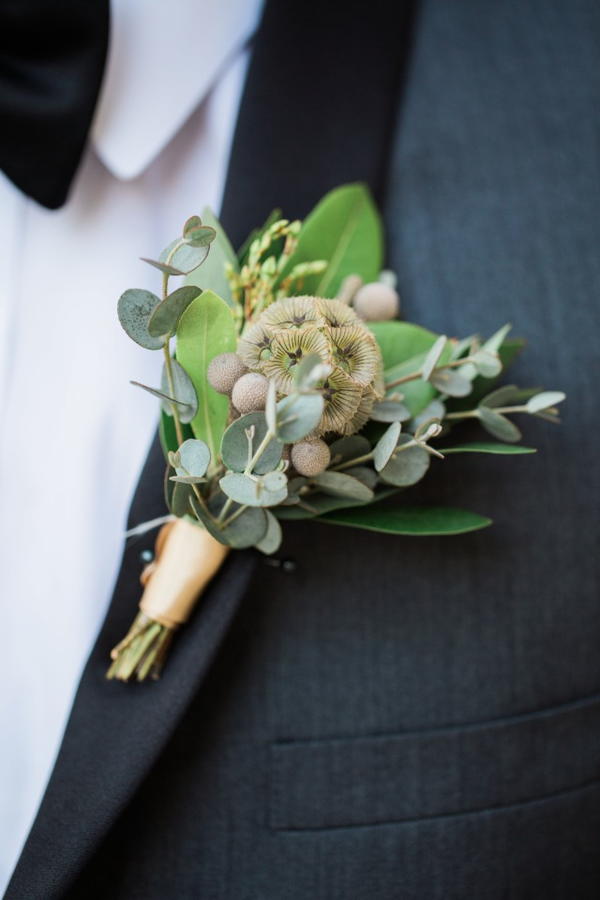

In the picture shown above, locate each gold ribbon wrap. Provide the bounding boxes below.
[139,518,230,628]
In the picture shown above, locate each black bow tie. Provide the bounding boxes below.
[0,0,109,209]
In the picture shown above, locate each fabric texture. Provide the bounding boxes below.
[5,1,600,898]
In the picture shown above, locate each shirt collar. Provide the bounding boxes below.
[91,0,263,180]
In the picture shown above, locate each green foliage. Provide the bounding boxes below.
[176,290,237,466]
[186,208,238,308]
[312,470,374,502]
[275,393,324,443]
[117,288,164,350]
[478,406,522,442]
[373,421,401,471]
[221,411,283,474]
[148,286,201,337]
[171,439,211,478]
[379,434,431,486]
[440,442,536,455]
[160,359,198,423]
[279,184,382,297]
[322,505,492,536]
[255,510,283,554]
[191,496,268,549]
[219,471,288,507]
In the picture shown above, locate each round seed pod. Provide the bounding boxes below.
[231,372,270,414]
[353,282,400,321]
[207,353,248,395]
[290,438,331,477]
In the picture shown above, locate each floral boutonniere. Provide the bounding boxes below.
[107,184,565,682]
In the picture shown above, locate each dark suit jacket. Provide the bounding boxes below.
[6,1,600,898]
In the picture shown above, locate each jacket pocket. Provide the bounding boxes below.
[269,692,600,830]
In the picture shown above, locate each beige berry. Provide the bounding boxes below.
[353,282,400,321]
[290,438,331,477]
[231,373,270,414]
[207,353,247,394]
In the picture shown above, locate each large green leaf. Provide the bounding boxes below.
[176,290,236,467]
[185,208,238,308]
[322,505,492,536]
[279,184,382,297]
[369,321,440,369]
[440,442,536,455]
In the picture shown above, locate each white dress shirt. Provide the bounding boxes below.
[0,0,262,890]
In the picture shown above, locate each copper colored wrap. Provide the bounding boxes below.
[139,518,229,628]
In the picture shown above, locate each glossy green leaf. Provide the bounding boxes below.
[322,505,493,536]
[440,442,536,455]
[221,411,283,474]
[279,184,382,298]
[147,286,201,337]
[176,290,237,466]
[117,288,163,349]
[370,321,441,369]
[185,208,238,308]
[275,487,398,520]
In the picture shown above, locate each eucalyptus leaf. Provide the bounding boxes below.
[429,369,472,398]
[176,290,237,466]
[279,184,382,297]
[328,435,372,463]
[177,438,211,477]
[313,470,374,502]
[482,323,511,354]
[480,384,523,408]
[472,349,502,378]
[322,505,492,536]
[379,435,430,487]
[160,359,198,423]
[117,288,164,349]
[220,473,261,506]
[382,339,454,415]
[370,400,411,422]
[345,466,378,489]
[221,411,283,474]
[276,392,324,443]
[170,481,194,518]
[185,208,238,308]
[131,380,190,412]
[440,442,536,455]
[191,496,268,549]
[255,510,283,554]
[411,400,446,430]
[140,258,185,276]
[373,421,401,471]
[294,352,331,389]
[421,335,447,381]
[478,406,522,442]
[449,338,526,411]
[147,286,202,337]
[159,239,210,275]
[169,474,206,485]
[526,391,566,413]
[182,216,216,246]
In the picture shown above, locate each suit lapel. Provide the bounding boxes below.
[5,2,414,896]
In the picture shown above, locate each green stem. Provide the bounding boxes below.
[445,404,527,421]
[163,342,184,447]
[245,429,275,475]
[385,354,479,390]
[221,504,248,529]
[332,451,375,472]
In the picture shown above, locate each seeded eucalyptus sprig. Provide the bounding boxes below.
[108,183,566,682]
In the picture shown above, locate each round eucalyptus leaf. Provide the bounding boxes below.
[312,470,374,502]
[328,435,372,463]
[412,399,446,429]
[430,370,472,397]
[373,421,401,471]
[344,466,378,489]
[371,400,411,423]
[276,393,324,443]
[160,360,198,424]
[117,288,164,349]
[147,286,202,337]
[421,335,447,381]
[262,471,287,492]
[221,412,283,474]
[191,496,268,549]
[170,481,194,518]
[294,353,331,389]
[379,434,430,487]
[220,473,261,505]
[472,349,502,378]
[478,406,522,442]
[177,438,211,477]
[526,391,566,413]
[255,510,283,555]
[479,384,521,408]
[183,217,216,247]
[160,238,210,275]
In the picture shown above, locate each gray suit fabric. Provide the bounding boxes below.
[6,2,600,898]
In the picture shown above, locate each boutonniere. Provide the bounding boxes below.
[107,184,565,682]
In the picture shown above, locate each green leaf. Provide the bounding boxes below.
[328,435,372,463]
[370,321,441,369]
[176,290,237,466]
[373,421,401,471]
[183,216,216,246]
[159,412,193,459]
[322,505,493,536]
[186,208,238,308]
[117,288,164,349]
[275,487,398,520]
[293,352,331,389]
[159,239,210,275]
[160,359,198,424]
[478,407,522,442]
[276,393,324,443]
[440,442,536,455]
[191,496,268,549]
[147,286,201,337]
[471,349,502,378]
[345,466,378,489]
[220,472,288,507]
[312,471,374,502]
[429,369,472,397]
[449,338,526,411]
[370,400,411,422]
[255,510,283,554]
[221,411,283,474]
[177,438,211,476]
[170,481,194,518]
[482,323,511,354]
[526,391,566,413]
[279,184,383,298]
[379,434,430,487]
[421,335,448,380]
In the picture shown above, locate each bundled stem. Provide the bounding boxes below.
[107,613,174,682]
